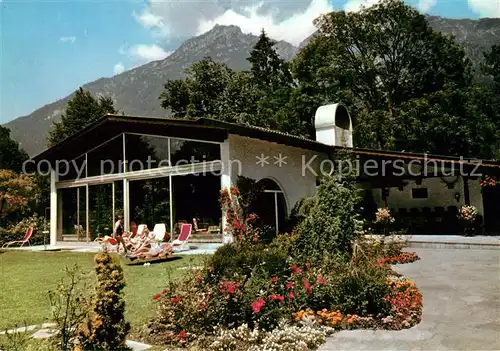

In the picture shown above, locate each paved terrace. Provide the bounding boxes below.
[320,248,500,350]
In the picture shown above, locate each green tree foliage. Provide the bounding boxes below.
[79,251,130,350]
[159,31,307,135]
[48,88,117,146]
[484,44,500,93]
[159,0,499,159]
[0,169,41,228]
[0,126,29,172]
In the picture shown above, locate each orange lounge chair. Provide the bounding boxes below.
[2,227,34,248]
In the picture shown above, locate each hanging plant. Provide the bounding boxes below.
[480,175,497,192]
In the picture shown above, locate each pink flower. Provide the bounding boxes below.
[291,264,301,274]
[288,292,295,300]
[317,276,326,286]
[269,294,285,303]
[303,278,312,295]
[251,298,266,313]
[271,276,278,284]
[286,281,294,290]
[171,296,182,304]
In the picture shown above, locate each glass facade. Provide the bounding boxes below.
[129,177,171,232]
[125,134,171,172]
[87,136,124,177]
[171,174,221,235]
[56,132,222,241]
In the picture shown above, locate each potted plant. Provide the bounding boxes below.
[458,205,478,236]
[375,208,395,236]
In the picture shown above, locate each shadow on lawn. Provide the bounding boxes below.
[123,255,183,266]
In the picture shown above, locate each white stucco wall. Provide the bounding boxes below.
[228,134,328,213]
[371,177,484,216]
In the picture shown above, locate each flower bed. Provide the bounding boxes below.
[293,276,422,331]
[377,252,420,265]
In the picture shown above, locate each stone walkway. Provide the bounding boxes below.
[319,248,500,350]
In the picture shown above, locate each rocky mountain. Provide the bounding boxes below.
[4,17,500,157]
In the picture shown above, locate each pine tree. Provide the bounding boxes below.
[247,30,292,91]
[48,88,117,146]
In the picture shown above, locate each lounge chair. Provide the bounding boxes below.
[2,227,34,248]
[172,223,192,252]
[151,223,167,243]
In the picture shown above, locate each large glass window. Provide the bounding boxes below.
[171,174,221,235]
[125,134,170,172]
[58,155,86,181]
[170,138,220,166]
[87,136,124,177]
[88,184,114,239]
[129,177,171,232]
[60,187,86,240]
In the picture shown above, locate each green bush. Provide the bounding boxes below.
[288,197,315,230]
[295,175,361,263]
[78,252,130,350]
[205,242,290,284]
[0,214,49,246]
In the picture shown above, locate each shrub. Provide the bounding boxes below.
[0,214,49,246]
[48,265,90,351]
[78,251,130,350]
[205,242,290,284]
[295,174,361,263]
[288,197,314,231]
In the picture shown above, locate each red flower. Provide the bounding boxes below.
[152,293,162,302]
[251,297,266,313]
[286,281,294,290]
[288,292,295,300]
[220,281,241,294]
[161,289,167,294]
[303,278,312,295]
[269,294,285,303]
[171,296,182,304]
[291,264,301,274]
[271,276,278,284]
[178,330,187,343]
[317,276,326,286]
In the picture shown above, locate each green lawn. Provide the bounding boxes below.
[0,250,205,338]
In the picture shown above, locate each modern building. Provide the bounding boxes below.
[31,104,500,246]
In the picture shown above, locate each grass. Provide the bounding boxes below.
[0,250,206,338]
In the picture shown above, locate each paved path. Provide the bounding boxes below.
[320,248,500,350]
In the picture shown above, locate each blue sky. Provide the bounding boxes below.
[1,0,496,124]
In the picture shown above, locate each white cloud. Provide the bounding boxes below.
[467,0,500,17]
[129,44,172,62]
[417,0,437,12]
[135,0,333,46]
[59,36,76,44]
[133,9,164,29]
[113,63,125,75]
[344,0,381,12]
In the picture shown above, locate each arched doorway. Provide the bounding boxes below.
[249,178,287,241]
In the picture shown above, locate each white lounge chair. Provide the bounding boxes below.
[172,223,192,252]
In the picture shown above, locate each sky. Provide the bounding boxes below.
[1,0,499,124]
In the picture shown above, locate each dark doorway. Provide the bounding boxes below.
[249,178,287,241]
[483,185,500,234]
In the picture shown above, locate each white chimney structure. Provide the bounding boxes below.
[314,103,353,148]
